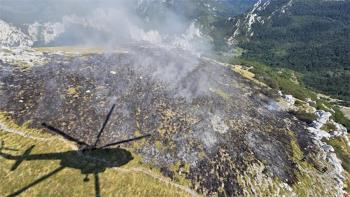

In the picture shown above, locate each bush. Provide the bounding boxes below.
[333,107,350,131]
[289,110,317,124]
[321,122,337,132]
[294,100,304,107]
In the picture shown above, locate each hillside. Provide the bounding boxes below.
[230,0,350,101]
[1,1,350,196]
[0,44,349,196]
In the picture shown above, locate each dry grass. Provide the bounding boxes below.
[34,46,129,56]
[231,65,267,87]
[340,106,350,120]
[35,46,105,55]
[0,113,194,197]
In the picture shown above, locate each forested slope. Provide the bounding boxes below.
[231,0,350,100]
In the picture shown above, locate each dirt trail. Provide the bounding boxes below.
[115,167,200,197]
[0,122,50,141]
[0,121,199,196]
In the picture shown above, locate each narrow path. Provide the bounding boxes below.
[115,167,200,197]
[0,121,199,196]
[0,122,50,141]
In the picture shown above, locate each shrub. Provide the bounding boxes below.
[289,110,317,124]
[333,107,350,131]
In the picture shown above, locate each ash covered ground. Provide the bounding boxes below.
[0,45,318,196]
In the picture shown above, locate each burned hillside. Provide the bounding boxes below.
[0,45,336,196]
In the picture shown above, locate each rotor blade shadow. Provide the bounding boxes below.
[100,134,151,149]
[0,140,17,151]
[42,123,89,146]
[11,145,35,171]
[94,104,116,147]
[3,148,18,151]
[7,166,65,197]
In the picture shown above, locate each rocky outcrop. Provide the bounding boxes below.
[283,94,295,105]
[0,20,33,48]
[306,110,347,195]
[0,47,46,68]
[0,20,47,68]
[228,0,294,41]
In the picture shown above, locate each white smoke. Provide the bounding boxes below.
[29,16,210,55]
[28,22,65,44]
[1,0,218,101]
[12,1,213,55]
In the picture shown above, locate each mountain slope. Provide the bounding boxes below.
[1,45,348,196]
[231,0,350,101]
[1,1,350,196]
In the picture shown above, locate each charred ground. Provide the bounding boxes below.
[0,45,324,196]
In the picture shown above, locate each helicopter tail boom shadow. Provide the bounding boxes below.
[94,173,101,197]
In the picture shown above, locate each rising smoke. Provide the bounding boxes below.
[0,0,228,102]
[0,0,213,54]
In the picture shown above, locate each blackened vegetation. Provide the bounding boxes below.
[0,46,312,195]
[189,147,245,196]
[246,131,296,184]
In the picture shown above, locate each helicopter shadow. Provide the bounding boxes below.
[1,104,150,197]
[1,145,133,197]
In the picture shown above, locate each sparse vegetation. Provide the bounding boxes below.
[321,122,337,132]
[67,87,78,96]
[328,137,350,192]
[288,130,338,196]
[169,161,192,187]
[211,88,230,100]
[35,47,105,55]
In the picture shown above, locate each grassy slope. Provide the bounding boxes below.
[0,113,194,197]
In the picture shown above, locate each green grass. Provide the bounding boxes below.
[237,59,317,101]
[334,107,350,131]
[236,59,350,131]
